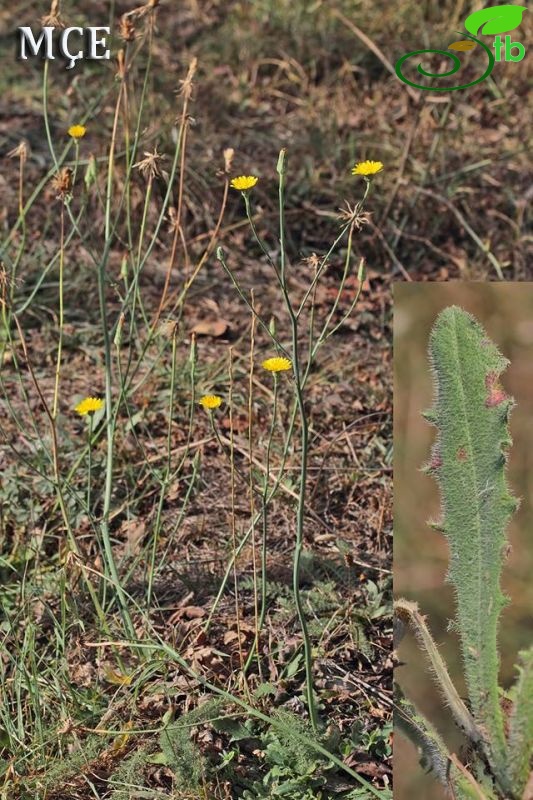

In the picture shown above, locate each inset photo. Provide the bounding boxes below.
[394,283,533,800]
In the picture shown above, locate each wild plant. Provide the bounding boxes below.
[0,1,391,796]
[395,306,533,800]
[208,151,381,733]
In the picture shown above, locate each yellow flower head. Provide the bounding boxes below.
[262,357,292,373]
[351,160,383,177]
[199,394,223,410]
[68,124,87,140]
[230,175,258,191]
[75,396,104,416]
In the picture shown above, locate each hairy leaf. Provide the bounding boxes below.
[508,647,533,793]
[426,307,517,787]
[394,684,494,799]
[394,598,479,743]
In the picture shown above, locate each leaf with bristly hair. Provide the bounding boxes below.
[507,646,533,792]
[426,306,518,792]
[394,684,495,799]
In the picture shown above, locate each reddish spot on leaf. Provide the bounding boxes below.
[485,372,507,407]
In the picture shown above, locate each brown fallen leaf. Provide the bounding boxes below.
[191,318,229,337]
[120,517,146,556]
[220,412,249,432]
[180,605,206,619]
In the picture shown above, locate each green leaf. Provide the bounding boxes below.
[284,652,303,679]
[253,682,277,699]
[427,307,517,790]
[146,751,169,765]
[394,684,497,799]
[212,716,251,740]
[508,646,533,794]
[125,409,145,432]
[464,5,527,36]
[84,154,97,190]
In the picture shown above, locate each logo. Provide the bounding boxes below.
[395,4,527,91]
[18,26,110,70]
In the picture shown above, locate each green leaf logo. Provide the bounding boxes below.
[464,4,527,36]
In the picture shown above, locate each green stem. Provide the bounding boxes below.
[87,414,93,515]
[243,193,283,287]
[297,178,370,317]
[277,148,319,733]
[243,373,278,675]
[96,74,137,641]
[97,252,135,641]
[261,373,277,630]
[146,325,179,609]
[216,247,291,360]
[52,204,65,420]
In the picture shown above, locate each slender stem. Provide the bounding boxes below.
[146,325,178,609]
[261,373,278,629]
[296,177,371,318]
[243,193,283,288]
[228,349,247,689]
[216,247,291,359]
[52,203,65,419]
[243,301,263,678]
[296,219,353,318]
[242,369,279,675]
[97,255,136,641]
[98,67,136,642]
[87,414,93,515]
[152,85,192,323]
[277,148,319,732]
[11,312,109,634]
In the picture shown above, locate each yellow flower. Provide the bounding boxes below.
[230,175,258,191]
[351,160,383,177]
[199,394,223,410]
[68,124,87,140]
[262,357,292,372]
[75,396,104,416]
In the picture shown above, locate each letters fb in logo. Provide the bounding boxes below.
[395,3,527,91]
[18,26,111,70]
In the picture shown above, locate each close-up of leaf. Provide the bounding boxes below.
[426,307,516,784]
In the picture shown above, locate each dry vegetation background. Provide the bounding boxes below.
[395,283,533,799]
[0,0,531,798]
[1,0,531,282]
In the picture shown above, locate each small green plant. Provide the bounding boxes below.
[395,306,533,800]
